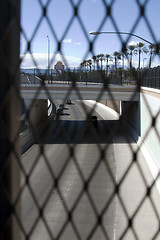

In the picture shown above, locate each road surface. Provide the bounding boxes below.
[19,100,160,240]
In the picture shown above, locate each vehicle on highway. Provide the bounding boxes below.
[59,104,64,109]
[66,99,72,104]
[91,115,98,128]
[56,107,63,115]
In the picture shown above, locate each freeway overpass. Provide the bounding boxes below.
[20,78,160,240]
[20,82,140,133]
[20,82,160,191]
[20,83,140,101]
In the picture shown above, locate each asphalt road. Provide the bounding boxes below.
[20,100,160,240]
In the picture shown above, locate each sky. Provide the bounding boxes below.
[20,0,160,70]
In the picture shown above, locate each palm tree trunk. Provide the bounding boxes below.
[138,52,140,69]
[106,59,109,76]
[101,59,102,71]
[149,55,152,68]
[130,54,132,69]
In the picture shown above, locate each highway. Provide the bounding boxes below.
[20,100,160,240]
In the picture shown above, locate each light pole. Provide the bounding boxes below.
[47,35,50,81]
[89,31,153,45]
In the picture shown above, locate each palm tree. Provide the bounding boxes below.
[92,56,97,71]
[88,59,92,72]
[80,61,85,71]
[86,60,90,72]
[97,54,104,71]
[96,54,100,71]
[99,54,105,71]
[148,44,155,68]
[128,45,136,69]
[113,51,121,78]
[105,54,110,76]
[80,62,83,70]
[81,60,88,71]
[137,42,145,69]
[113,51,121,70]
[120,47,129,70]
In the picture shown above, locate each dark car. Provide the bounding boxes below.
[59,104,64,109]
[66,99,72,104]
[91,116,98,128]
[56,107,63,115]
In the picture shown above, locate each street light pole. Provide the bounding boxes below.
[47,35,50,81]
[89,31,153,45]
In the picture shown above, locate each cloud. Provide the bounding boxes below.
[63,38,72,43]
[20,36,27,44]
[74,42,82,45]
[20,53,82,69]
[128,41,138,46]
[62,39,82,45]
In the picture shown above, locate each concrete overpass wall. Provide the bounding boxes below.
[122,87,160,175]
[25,99,48,128]
[140,87,160,168]
[21,99,55,152]
[98,100,121,114]
[121,101,140,138]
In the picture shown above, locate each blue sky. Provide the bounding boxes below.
[20,0,160,69]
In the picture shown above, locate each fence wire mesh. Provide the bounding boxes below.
[0,0,160,239]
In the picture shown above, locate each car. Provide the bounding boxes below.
[66,99,72,104]
[91,115,98,128]
[56,107,63,115]
[59,104,64,109]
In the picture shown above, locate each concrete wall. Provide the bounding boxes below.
[122,87,160,177]
[25,99,48,128]
[98,100,121,114]
[140,88,160,168]
[121,101,140,139]
[21,99,55,152]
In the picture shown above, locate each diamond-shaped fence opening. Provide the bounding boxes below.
[0,0,160,239]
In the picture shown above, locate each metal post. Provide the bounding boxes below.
[0,0,21,239]
[89,31,153,45]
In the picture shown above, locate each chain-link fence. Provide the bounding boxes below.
[141,66,160,89]
[0,0,160,239]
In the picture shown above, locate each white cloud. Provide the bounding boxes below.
[128,41,138,46]
[63,38,72,43]
[20,36,27,44]
[62,39,82,46]
[20,53,82,69]
[74,42,82,45]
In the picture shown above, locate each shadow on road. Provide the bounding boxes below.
[36,118,137,144]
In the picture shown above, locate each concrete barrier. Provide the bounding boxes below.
[123,87,160,193]
[20,100,56,153]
